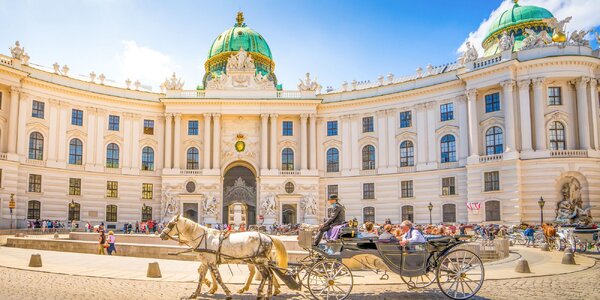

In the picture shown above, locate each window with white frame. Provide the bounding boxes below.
[362,183,375,199]
[401,180,413,198]
[442,177,456,195]
[484,171,500,192]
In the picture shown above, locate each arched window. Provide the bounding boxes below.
[440,135,456,163]
[27,200,41,220]
[442,203,456,223]
[549,121,566,150]
[363,207,375,223]
[68,138,83,165]
[68,202,81,221]
[142,206,152,222]
[186,147,199,169]
[401,205,414,222]
[399,141,414,167]
[281,148,294,170]
[106,205,118,222]
[326,148,339,172]
[485,126,503,155]
[362,145,376,170]
[28,132,44,160]
[141,147,154,171]
[485,201,501,222]
[106,143,120,168]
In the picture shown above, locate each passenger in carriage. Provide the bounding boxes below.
[398,220,426,246]
[378,224,398,242]
[359,222,378,238]
[312,194,346,246]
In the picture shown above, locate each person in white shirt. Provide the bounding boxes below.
[399,220,426,246]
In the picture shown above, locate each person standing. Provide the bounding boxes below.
[98,230,106,255]
[106,231,117,255]
[524,225,535,247]
[135,221,140,233]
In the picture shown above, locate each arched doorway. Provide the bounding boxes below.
[282,204,297,225]
[223,165,257,226]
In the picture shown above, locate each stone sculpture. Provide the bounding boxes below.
[568,30,590,46]
[521,29,552,50]
[297,72,322,93]
[9,41,24,59]
[302,193,318,216]
[499,30,515,51]
[206,47,275,90]
[163,72,184,90]
[261,193,276,217]
[545,16,572,42]
[203,193,218,216]
[555,177,593,224]
[460,42,479,64]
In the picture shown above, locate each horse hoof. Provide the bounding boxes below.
[237,289,246,294]
[208,289,217,294]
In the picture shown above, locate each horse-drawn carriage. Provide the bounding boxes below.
[269,228,485,300]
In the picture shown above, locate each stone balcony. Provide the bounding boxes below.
[397,166,416,173]
[24,158,46,167]
[479,154,503,163]
[549,150,588,158]
[439,161,459,169]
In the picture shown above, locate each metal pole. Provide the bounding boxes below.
[429,211,432,225]
[540,207,543,226]
[10,208,13,230]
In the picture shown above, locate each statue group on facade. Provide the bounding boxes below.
[302,193,318,216]
[226,47,255,70]
[203,193,219,216]
[162,72,185,91]
[499,30,515,52]
[460,41,479,64]
[206,47,275,90]
[261,193,277,217]
[297,73,322,93]
[555,178,593,225]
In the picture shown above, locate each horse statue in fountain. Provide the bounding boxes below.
[160,214,288,299]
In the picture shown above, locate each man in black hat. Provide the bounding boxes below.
[313,194,345,246]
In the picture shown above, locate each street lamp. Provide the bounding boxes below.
[69,200,76,231]
[9,193,15,230]
[427,202,433,225]
[538,196,545,226]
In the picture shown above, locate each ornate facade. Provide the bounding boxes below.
[0,4,599,229]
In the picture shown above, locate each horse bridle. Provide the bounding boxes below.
[162,219,206,248]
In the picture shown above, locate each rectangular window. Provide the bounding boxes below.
[142,183,153,200]
[485,93,501,113]
[143,119,154,135]
[106,205,117,222]
[401,180,413,198]
[106,181,119,198]
[548,87,562,105]
[442,177,456,196]
[188,120,199,135]
[399,111,412,128]
[363,183,375,199]
[32,100,45,119]
[108,115,120,131]
[327,121,338,136]
[71,109,83,126]
[69,178,81,196]
[362,116,374,133]
[282,121,293,136]
[327,185,338,199]
[484,171,500,192]
[440,103,454,121]
[28,174,42,193]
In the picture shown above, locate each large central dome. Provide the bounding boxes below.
[203,12,277,87]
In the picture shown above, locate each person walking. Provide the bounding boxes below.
[106,231,117,255]
[524,225,535,247]
[98,230,107,255]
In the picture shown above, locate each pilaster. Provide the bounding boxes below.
[517,79,533,152]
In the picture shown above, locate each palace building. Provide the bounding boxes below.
[0,3,599,229]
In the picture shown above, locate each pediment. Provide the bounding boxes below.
[67,128,87,138]
[395,131,417,142]
[435,124,459,136]
[479,116,503,128]
[358,135,377,145]
[323,138,342,149]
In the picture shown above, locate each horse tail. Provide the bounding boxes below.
[271,237,288,269]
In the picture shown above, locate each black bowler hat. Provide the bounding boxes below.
[328,194,338,201]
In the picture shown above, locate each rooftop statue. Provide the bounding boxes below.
[226,47,255,71]
[545,16,572,43]
[521,28,552,50]
[555,177,593,225]
[460,42,479,64]
[163,72,184,91]
[568,30,590,46]
[298,72,322,93]
[499,30,515,52]
[9,41,24,59]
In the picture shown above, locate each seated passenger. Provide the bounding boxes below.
[313,194,346,246]
[399,220,426,246]
[378,224,398,241]
[359,222,378,238]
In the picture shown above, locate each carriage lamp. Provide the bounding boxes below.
[427,202,433,225]
[538,197,545,226]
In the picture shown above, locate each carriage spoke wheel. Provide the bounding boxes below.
[400,271,436,289]
[436,249,484,300]
[307,260,353,300]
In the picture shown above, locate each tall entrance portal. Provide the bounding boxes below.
[222,165,257,226]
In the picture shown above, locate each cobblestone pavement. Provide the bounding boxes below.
[0,259,598,300]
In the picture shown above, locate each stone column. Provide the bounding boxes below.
[203,113,212,170]
[350,114,359,171]
[415,104,428,165]
[566,83,577,149]
[532,78,546,151]
[260,114,269,171]
[309,114,317,170]
[386,109,398,168]
[47,99,59,162]
[300,113,308,171]
[575,77,591,149]
[589,79,599,150]
[57,102,68,163]
[457,96,469,162]
[518,79,533,151]
[131,114,141,170]
[426,102,436,164]
[8,87,20,154]
[95,109,106,166]
[501,80,516,153]
[122,113,132,169]
[341,115,351,171]
[212,113,221,170]
[466,89,479,157]
[376,110,388,169]
[173,113,182,169]
[164,113,172,169]
[16,93,29,157]
[86,107,97,166]
[269,114,278,170]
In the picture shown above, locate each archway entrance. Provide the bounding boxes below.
[282,204,297,225]
[223,165,257,226]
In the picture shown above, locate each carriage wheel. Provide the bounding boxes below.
[400,271,436,289]
[514,235,526,246]
[436,249,484,300]
[307,260,353,300]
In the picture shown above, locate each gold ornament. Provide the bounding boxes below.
[235,133,246,152]
[552,32,567,43]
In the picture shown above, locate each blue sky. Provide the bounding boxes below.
[1,0,599,91]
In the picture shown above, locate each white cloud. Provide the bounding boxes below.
[458,0,600,55]
[117,40,179,91]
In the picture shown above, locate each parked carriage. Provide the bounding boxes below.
[269,228,485,300]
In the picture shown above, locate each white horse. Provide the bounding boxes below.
[160,215,288,299]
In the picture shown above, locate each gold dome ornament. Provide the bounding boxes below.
[552,32,567,43]
[235,133,246,152]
